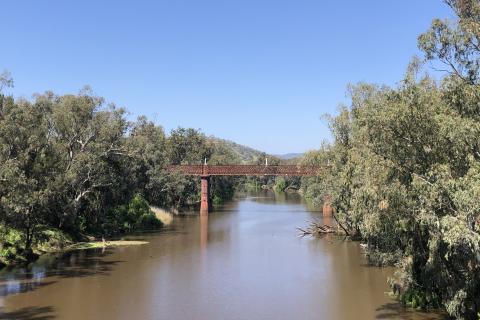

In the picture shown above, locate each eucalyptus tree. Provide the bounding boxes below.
[125,117,201,208]
[301,1,480,317]
[44,90,131,233]
[0,95,54,251]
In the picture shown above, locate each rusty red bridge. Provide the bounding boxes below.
[168,164,328,215]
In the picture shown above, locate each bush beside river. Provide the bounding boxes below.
[0,194,161,267]
[300,1,480,318]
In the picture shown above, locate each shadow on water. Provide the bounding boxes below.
[0,280,57,298]
[0,248,124,298]
[376,302,448,320]
[0,306,56,320]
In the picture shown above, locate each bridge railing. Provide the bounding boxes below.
[167,165,324,176]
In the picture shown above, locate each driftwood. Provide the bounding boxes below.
[331,213,351,237]
[297,221,336,237]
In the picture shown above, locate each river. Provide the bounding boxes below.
[0,191,443,320]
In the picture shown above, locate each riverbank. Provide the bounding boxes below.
[0,228,149,269]
[0,206,174,269]
[0,191,445,320]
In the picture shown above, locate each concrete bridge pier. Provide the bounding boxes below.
[200,176,210,215]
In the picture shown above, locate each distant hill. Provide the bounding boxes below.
[207,137,267,163]
[207,137,301,164]
[274,153,304,160]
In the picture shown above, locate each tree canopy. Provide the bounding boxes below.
[301,1,480,318]
[0,85,251,265]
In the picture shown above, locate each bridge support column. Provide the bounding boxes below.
[323,195,333,217]
[200,176,210,215]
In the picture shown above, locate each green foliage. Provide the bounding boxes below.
[301,1,480,318]
[101,195,161,235]
[0,83,247,266]
[0,225,23,266]
[34,228,73,252]
[210,177,236,205]
[400,287,441,309]
[0,224,73,265]
[242,180,261,191]
[274,177,287,193]
[137,212,162,229]
[211,194,223,206]
[167,128,212,165]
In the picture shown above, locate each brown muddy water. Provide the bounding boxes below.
[0,192,443,320]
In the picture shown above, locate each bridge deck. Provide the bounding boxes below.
[168,165,322,176]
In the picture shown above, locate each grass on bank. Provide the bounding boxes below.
[150,206,174,225]
[0,198,176,268]
[67,240,149,250]
[0,226,155,267]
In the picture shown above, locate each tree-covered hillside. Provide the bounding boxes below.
[207,137,269,163]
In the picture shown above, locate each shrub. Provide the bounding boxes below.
[100,194,162,235]
[137,213,162,229]
[274,177,287,193]
[0,225,24,266]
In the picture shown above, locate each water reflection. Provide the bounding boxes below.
[0,306,56,320]
[200,214,208,252]
[0,191,445,320]
[0,249,122,299]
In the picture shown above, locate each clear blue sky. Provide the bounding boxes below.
[0,1,452,154]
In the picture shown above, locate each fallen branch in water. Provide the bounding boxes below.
[331,213,350,237]
[297,221,336,237]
